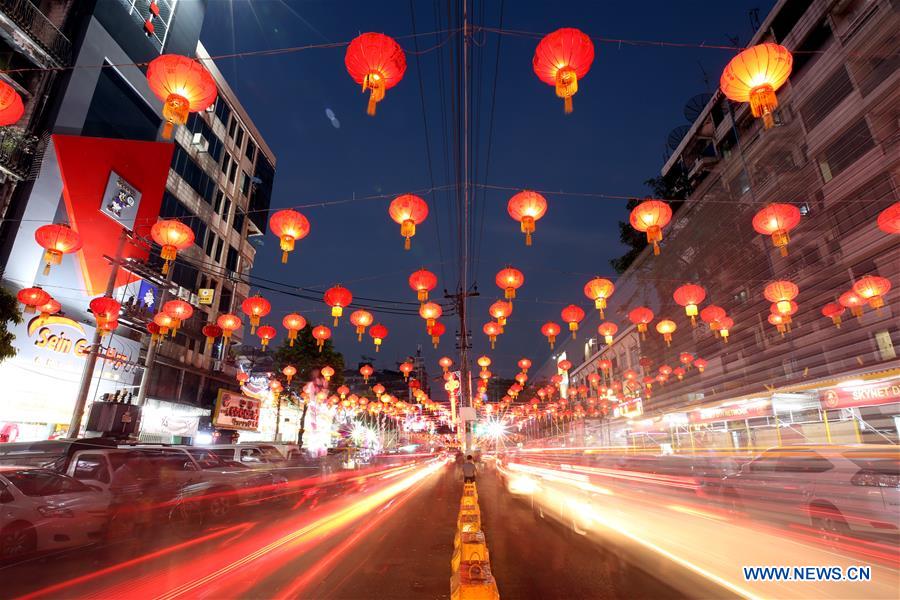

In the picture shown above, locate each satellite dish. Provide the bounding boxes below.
[667,125,691,151]
[683,93,712,122]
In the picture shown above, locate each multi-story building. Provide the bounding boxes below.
[0,1,275,443]
[535,0,899,450]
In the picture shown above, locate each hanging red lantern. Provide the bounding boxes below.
[673,367,686,381]
[557,359,572,372]
[282,313,307,346]
[408,268,437,303]
[852,275,891,310]
[236,371,249,385]
[658,365,673,378]
[162,299,193,335]
[439,356,453,373]
[344,32,406,116]
[720,43,792,129]
[507,190,548,245]
[532,28,594,114]
[17,287,51,313]
[282,365,297,384]
[202,323,222,346]
[628,307,654,338]
[630,200,672,256]
[768,313,787,336]
[764,280,799,316]
[588,372,600,388]
[700,305,727,334]
[495,267,524,300]
[541,321,561,348]
[369,323,388,352]
[151,219,194,275]
[752,204,801,256]
[518,358,532,373]
[694,358,708,373]
[257,325,277,349]
[488,300,512,330]
[349,309,373,341]
[99,319,119,337]
[483,322,502,349]
[673,283,706,326]
[679,352,695,368]
[0,80,25,126]
[430,321,446,348]
[399,361,414,381]
[718,316,734,342]
[269,209,310,264]
[597,322,618,345]
[655,319,677,346]
[153,313,174,337]
[90,296,121,329]
[241,295,271,333]
[34,224,82,276]
[147,321,162,343]
[821,303,845,329]
[419,301,443,333]
[216,313,242,340]
[515,372,528,385]
[320,365,335,382]
[360,364,374,383]
[561,304,585,339]
[877,203,900,235]
[583,277,615,317]
[839,290,865,320]
[146,54,217,138]
[389,194,428,250]
[312,325,331,352]
[323,285,353,326]
[37,298,61,320]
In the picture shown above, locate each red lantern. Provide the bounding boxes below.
[673,284,706,326]
[673,367,686,381]
[216,313,242,340]
[561,304,585,339]
[90,296,121,330]
[312,325,332,352]
[557,359,572,372]
[349,309,373,341]
[655,319,677,346]
[282,313,307,346]
[146,54,217,138]
[532,28,594,114]
[588,372,600,388]
[345,33,406,116]
[628,307,654,338]
[202,323,222,346]
[488,300,512,330]
[399,361,414,381]
[721,43,792,129]
[659,365,673,377]
[241,295,271,333]
[151,219,194,275]
[583,278,615,317]
[257,325,277,349]
[483,322,501,349]
[17,287,51,313]
[154,313,174,337]
[236,371,249,385]
[821,303,845,329]
[768,313,786,335]
[360,364,374,383]
[369,323,388,352]
[877,203,900,235]
[408,269,438,303]
[679,352,695,368]
[439,357,453,373]
[752,204,801,256]
[597,359,612,377]
[541,321,561,348]
[324,285,353,326]
[419,301,443,333]
[518,358,532,373]
[764,280,799,316]
[282,365,297,384]
[718,316,734,342]
[507,190,548,246]
[495,267,524,300]
[430,321,446,348]
[597,322,618,345]
[0,80,25,126]
[320,365,335,382]
[630,200,673,256]
[852,275,891,310]
[839,290,865,320]
[147,321,162,343]
[34,224,82,276]
[700,305,727,334]
[269,209,310,263]
[389,194,428,250]
[37,298,61,319]
[162,299,193,335]
[694,358,708,373]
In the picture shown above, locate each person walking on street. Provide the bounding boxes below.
[462,455,477,483]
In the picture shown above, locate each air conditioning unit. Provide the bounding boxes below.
[191,132,209,152]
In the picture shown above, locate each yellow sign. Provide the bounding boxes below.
[198,288,215,305]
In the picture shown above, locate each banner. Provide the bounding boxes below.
[212,389,260,431]
[819,379,900,410]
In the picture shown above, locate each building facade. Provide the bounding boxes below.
[535,0,900,450]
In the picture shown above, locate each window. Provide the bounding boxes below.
[875,331,896,361]
[187,450,228,469]
[83,63,160,141]
[171,146,216,204]
[0,482,13,503]
[791,19,832,81]
[73,455,110,483]
[233,209,245,235]
[229,162,237,184]
[185,113,223,161]
[214,98,232,128]
[213,189,224,214]
[245,140,257,162]
[221,197,232,222]
[4,469,88,496]
[798,67,854,131]
[205,232,216,257]
[830,172,896,237]
[221,154,231,178]
[775,450,834,474]
[241,171,251,196]
[159,192,207,247]
[226,247,239,272]
[219,286,232,313]
[227,118,237,139]
[215,238,224,263]
[235,127,244,150]
[817,118,876,183]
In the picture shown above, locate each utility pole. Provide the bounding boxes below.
[136,265,175,406]
[69,230,129,437]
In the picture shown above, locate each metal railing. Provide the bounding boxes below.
[0,0,72,65]
[0,126,36,181]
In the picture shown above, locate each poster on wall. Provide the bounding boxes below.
[212,389,260,431]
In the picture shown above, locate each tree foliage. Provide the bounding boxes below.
[0,287,22,364]
[273,325,345,388]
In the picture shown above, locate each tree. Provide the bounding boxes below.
[273,326,345,388]
[609,171,691,274]
[0,287,22,363]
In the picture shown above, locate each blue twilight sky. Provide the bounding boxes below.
[199,0,773,378]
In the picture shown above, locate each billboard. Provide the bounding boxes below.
[212,390,261,431]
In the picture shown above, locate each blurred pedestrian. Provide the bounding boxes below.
[462,455,476,483]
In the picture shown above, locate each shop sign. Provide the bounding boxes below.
[689,399,771,424]
[819,380,900,410]
[614,398,643,419]
[198,288,215,305]
[27,315,134,370]
[100,171,142,229]
[213,389,260,431]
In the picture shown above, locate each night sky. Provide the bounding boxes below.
[199,1,773,378]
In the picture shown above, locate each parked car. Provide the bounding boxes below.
[721,445,900,540]
[0,466,109,560]
[195,444,320,480]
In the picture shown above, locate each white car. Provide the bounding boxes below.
[0,466,109,560]
[722,445,899,540]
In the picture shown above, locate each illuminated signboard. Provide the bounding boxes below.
[689,399,771,424]
[212,389,260,431]
[100,171,142,229]
[819,380,900,410]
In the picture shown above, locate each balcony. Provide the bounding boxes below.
[0,126,37,181]
[0,0,72,67]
